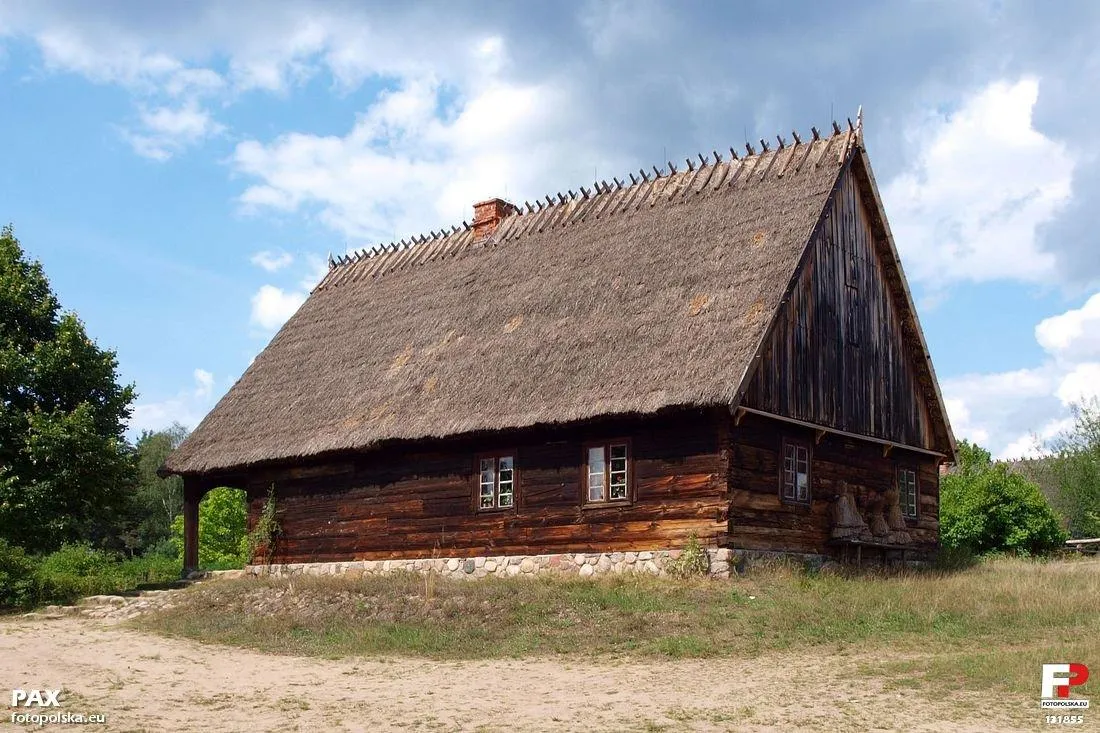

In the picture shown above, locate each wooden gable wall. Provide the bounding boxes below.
[741,164,938,451]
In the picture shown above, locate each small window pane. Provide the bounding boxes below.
[782,441,810,503]
[587,446,606,502]
[610,472,627,500]
[588,447,606,474]
[899,468,918,519]
[588,473,605,502]
[610,445,627,460]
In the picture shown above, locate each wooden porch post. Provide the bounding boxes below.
[182,479,203,576]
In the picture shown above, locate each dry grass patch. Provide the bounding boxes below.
[137,556,1099,703]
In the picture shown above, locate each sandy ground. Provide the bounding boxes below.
[0,616,1063,733]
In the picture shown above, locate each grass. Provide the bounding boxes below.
[136,556,1098,701]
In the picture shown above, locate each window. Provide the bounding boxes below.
[585,442,630,504]
[478,455,515,510]
[781,439,811,504]
[897,466,918,520]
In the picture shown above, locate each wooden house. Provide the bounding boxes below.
[163,116,956,574]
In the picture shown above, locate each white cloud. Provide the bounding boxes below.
[129,368,219,435]
[193,368,214,398]
[34,27,184,87]
[248,255,329,332]
[250,284,306,331]
[884,77,1075,286]
[250,250,294,272]
[1056,363,1100,406]
[942,291,1100,459]
[123,101,224,160]
[232,68,601,242]
[1035,292,1100,363]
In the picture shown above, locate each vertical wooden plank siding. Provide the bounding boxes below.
[239,409,727,564]
[742,168,935,450]
[727,413,939,555]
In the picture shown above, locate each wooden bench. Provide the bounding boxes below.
[827,537,920,567]
[1066,538,1100,556]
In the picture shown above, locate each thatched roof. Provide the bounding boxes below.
[166,127,861,476]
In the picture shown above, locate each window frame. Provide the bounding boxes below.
[474,451,518,513]
[779,437,813,506]
[581,439,633,507]
[896,465,919,521]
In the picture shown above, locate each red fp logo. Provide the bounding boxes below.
[1042,664,1089,699]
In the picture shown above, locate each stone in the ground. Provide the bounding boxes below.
[79,595,128,606]
[579,564,594,577]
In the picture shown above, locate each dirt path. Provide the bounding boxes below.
[0,617,1051,732]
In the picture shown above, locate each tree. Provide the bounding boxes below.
[170,487,248,568]
[941,440,1066,557]
[0,226,136,553]
[122,424,189,555]
[1047,399,1100,539]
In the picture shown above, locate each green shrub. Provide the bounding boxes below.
[941,442,1067,557]
[247,486,281,566]
[37,543,116,577]
[0,539,37,609]
[170,487,248,569]
[35,544,118,603]
[666,534,710,578]
[31,545,182,606]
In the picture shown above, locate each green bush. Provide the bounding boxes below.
[941,442,1066,557]
[666,534,710,578]
[0,541,182,610]
[37,543,115,577]
[31,545,182,606]
[170,487,248,569]
[0,539,37,608]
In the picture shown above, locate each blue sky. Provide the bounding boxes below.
[1,0,1098,458]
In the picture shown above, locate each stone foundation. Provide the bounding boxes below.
[242,548,735,580]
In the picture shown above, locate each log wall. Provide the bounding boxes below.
[727,412,939,555]
[237,409,728,563]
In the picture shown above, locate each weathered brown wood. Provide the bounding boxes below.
[742,166,941,453]
[249,409,726,564]
[727,413,939,555]
[181,478,211,574]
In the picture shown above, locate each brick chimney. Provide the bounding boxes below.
[472,198,518,241]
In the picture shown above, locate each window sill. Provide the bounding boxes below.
[476,505,517,514]
[581,499,632,511]
[780,498,813,509]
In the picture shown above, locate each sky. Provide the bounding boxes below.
[1,0,1098,459]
